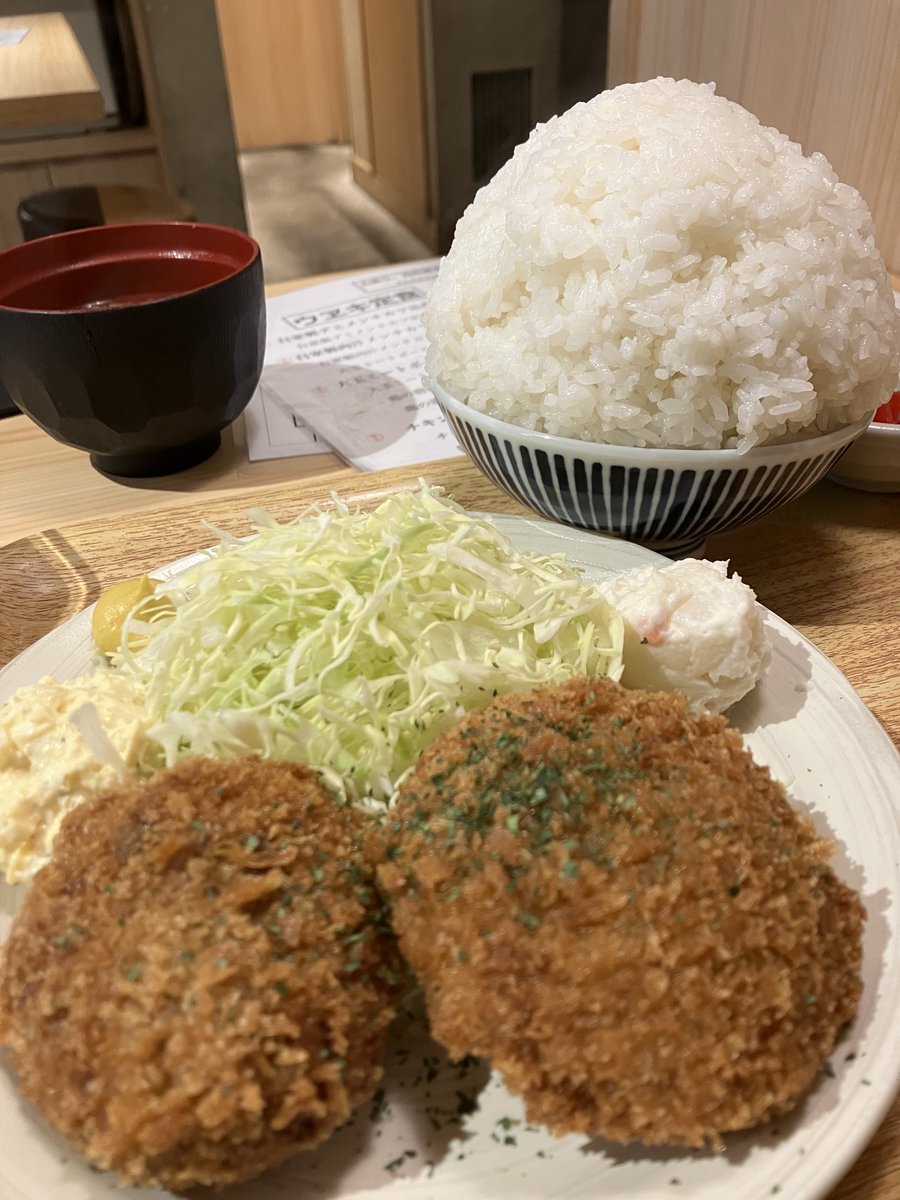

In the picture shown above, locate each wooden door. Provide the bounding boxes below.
[214,0,349,150]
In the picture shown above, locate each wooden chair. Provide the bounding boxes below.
[18,184,195,241]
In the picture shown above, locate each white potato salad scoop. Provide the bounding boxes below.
[599,558,770,714]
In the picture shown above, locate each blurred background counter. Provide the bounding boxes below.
[0,12,103,129]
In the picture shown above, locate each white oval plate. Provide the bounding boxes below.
[1,514,899,1200]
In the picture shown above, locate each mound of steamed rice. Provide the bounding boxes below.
[425,78,900,452]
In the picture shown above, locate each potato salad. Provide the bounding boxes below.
[0,671,152,882]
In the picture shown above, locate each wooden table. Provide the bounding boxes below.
[0,276,899,1199]
[0,13,103,131]
[0,276,348,546]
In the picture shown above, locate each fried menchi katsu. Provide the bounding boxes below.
[376,678,865,1149]
[0,756,403,1190]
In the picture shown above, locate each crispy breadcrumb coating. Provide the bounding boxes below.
[376,678,865,1149]
[0,757,403,1190]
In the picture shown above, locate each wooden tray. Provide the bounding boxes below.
[2,462,897,749]
[1,459,899,1197]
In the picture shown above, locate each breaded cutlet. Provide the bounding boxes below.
[376,677,865,1149]
[0,756,404,1190]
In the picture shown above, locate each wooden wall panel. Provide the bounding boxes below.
[606,0,642,89]
[634,0,705,84]
[356,0,430,239]
[739,0,829,139]
[606,0,900,272]
[214,0,349,150]
[339,0,373,167]
[693,0,752,99]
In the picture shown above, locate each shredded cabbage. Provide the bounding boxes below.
[119,485,623,805]
[68,701,129,777]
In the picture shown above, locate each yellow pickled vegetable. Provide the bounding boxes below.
[91,575,173,655]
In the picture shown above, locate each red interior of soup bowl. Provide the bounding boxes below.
[0,222,259,312]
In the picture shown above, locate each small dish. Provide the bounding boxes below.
[828,410,900,493]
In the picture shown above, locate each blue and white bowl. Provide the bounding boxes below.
[431,379,870,557]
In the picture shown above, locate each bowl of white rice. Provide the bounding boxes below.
[426,78,900,554]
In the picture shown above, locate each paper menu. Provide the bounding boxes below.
[244,259,461,470]
[242,372,328,460]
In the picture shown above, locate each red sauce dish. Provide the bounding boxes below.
[873,392,900,425]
